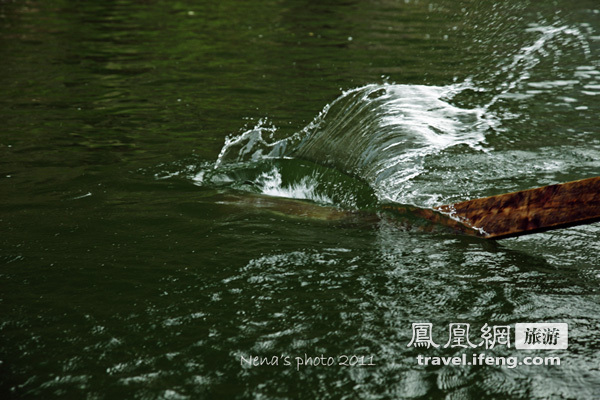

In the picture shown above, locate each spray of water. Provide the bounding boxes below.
[253,168,334,205]
[206,23,594,208]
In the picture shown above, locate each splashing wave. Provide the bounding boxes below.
[214,83,494,206]
[201,23,595,209]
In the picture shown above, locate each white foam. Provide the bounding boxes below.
[254,167,333,204]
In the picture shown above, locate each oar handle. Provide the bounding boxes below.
[381,176,600,239]
[436,176,600,239]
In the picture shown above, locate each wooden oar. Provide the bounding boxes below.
[216,177,599,239]
[383,176,600,239]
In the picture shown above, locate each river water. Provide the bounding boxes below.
[1,0,600,399]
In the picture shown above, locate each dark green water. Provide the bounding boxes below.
[1,0,600,398]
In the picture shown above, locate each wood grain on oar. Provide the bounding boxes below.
[435,176,600,239]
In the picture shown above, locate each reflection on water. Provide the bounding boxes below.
[1,0,600,399]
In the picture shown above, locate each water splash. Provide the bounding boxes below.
[214,119,285,169]
[252,167,334,205]
[290,83,492,205]
[206,22,594,209]
[484,24,593,109]
[213,83,493,207]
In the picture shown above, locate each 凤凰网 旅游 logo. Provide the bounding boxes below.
[406,322,568,350]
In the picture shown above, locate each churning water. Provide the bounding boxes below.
[202,24,600,210]
[180,21,600,398]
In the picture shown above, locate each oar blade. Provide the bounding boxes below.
[436,177,600,239]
